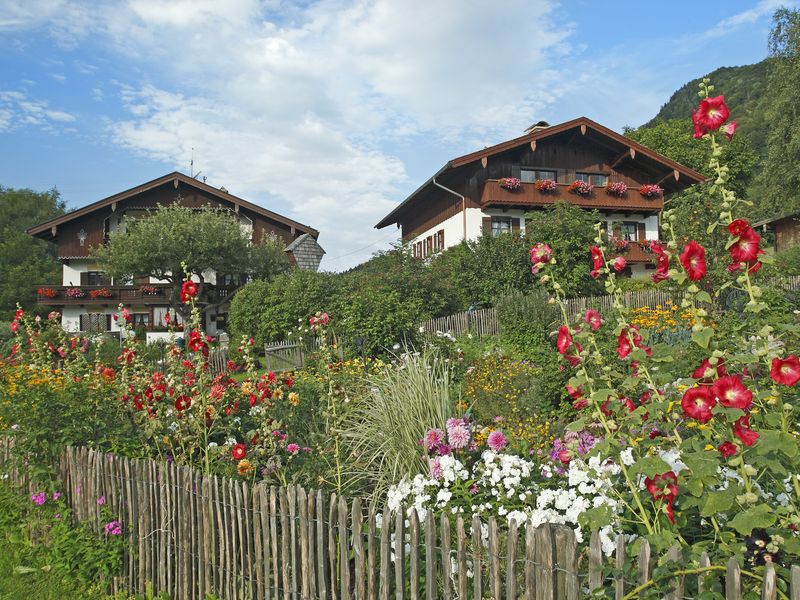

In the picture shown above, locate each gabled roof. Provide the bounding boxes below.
[753,210,800,228]
[375,116,706,229]
[27,171,319,238]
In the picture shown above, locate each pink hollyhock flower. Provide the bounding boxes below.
[771,355,800,386]
[447,424,470,449]
[733,414,759,446]
[722,120,738,141]
[556,326,572,355]
[718,441,737,458]
[287,443,300,454]
[681,387,716,423]
[692,96,730,133]
[644,471,678,524]
[612,256,627,272]
[487,430,508,452]
[712,375,753,410]
[583,309,602,331]
[679,240,707,281]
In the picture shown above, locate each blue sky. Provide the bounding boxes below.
[0,0,791,269]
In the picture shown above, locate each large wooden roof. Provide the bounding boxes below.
[375,116,706,229]
[28,171,319,239]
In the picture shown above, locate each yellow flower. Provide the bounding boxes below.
[237,459,255,476]
[288,392,300,406]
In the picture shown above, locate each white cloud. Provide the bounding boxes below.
[0,89,76,131]
[703,0,791,39]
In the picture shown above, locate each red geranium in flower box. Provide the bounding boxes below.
[499,177,521,191]
[606,181,628,197]
[37,287,57,298]
[640,184,663,198]
[64,287,85,299]
[568,180,593,196]
[534,178,558,193]
[89,287,113,299]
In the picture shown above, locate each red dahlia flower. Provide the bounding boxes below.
[231,443,246,460]
[583,309,602,331]
[692,96,730,133]
[681,386,716,423]
[180,280,197,303]
[733,414,759,446]
[692,358,727,380]
[718,441,737,457]
[712,375,753,410]
[729,227,762,263]
[556,326,572,355]
[645,471,678,524]
[679,240,707,281]
[771,355,800,386]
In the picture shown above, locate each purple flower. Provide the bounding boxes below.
[423,428,444,451]
[52,492,62,501]
[302,447,312,452]
[447,424,470,449]
[104,520,122,536]
[436,443,452,456]
[487,430,508,452]
[31,492,46,505]
[429,457,443,479]
[286,443,300,453]
[97,495,106,506]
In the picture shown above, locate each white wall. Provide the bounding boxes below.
[604,213,659,240]
[62,261,90,286]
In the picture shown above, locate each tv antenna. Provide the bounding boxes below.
[190,147,203,180]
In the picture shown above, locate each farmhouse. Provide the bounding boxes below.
[27,171,325,342]
[375,117,705,277]
[754,210,800,252]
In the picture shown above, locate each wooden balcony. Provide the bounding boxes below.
[36,284,172,305]
[619,240,655,264]
[480,180,664,212]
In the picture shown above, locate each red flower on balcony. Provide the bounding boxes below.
[679,240,707,281]
[89,287,113,299]
[65,287,86,299]
[639,184,663,198]
[605,181,628,197]
[534,178,557,193]
[568,180,593,196]
[37,287,57,298]
[499,177,521,191]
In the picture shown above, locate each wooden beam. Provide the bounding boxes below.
[611,147,636,169]
[655,171,675,187]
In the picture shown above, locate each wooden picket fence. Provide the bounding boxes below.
[1,441,798,599]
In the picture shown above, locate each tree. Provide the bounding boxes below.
[0,185,65,319]
[523,203,604,297]
[755,8,800,220]
[93,204,290,320]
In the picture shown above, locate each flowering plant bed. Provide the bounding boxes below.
[605,181,628,197]
[639,183,663,198]
[534,178,558,193]
[64,287,85,299]
[89,287,113,299]
[567,180,593,196]
[37,287,57,298]
[499,177,521,191]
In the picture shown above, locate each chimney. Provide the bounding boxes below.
[525,120,550,134]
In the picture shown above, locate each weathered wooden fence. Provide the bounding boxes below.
[1,441,796,600]
[264,339,345,372]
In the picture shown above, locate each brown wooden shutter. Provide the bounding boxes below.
[106,314,112,331]
[80,271,88,286]
[79,314,85,332]
[437,230,444,249]
[511,218,521,233]
[637,222,646,241]
[426,236,433,256]
[482,217,492,234]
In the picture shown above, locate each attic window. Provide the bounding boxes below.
[521,169,556,183]
[576,172,608,186]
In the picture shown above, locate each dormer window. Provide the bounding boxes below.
[521,169,556,183]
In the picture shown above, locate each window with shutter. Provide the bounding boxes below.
[511,218,520,233]
[482,217,492,234]
[437,230,444,250]
[637,222,647,241]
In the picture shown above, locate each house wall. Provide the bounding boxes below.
[775,218,800,252]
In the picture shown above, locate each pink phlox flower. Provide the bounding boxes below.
[97,495,106,506]
[104,520,122,536]
[31,492,46,505]
[52,492,62,501]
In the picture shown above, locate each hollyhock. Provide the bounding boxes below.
[727,219,751,237]
[612,256,627,272]
[583,309,602,331]
[681,386,716,423]
[180,280,197,303]
[693,96,730,132]
[645,471,678,523]
[729,227,762,263]
[653,252,670,283]
[770,355,800,386]
[712,375,753,410]
[733,414,759,446]
[188,331,205,352]
[231,443,246,460]
[617,329,633,359]
[557,326,572,355]
[174,395,192,411]
[722,120,738,141]
[692,358,727,380]
[530,243,552,273]
[487,430,508,451]
[679,240,707,281]
[590,246,604,278]
[10,321,18,333]
[718,441,737,458]
[566,385,583,400]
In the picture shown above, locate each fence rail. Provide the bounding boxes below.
[0,441,796,599]
[422,276,800,339]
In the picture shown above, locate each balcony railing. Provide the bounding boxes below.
[481,180,664,211]
[36,284,172,305]
[617,240,656,264]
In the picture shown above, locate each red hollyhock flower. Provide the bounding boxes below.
[653,252,670,283]
[771,355,800,386]
[612,256,627,272]
[617,329,633,359]
[590,246,603,278]
[180,280,197,303]
[679,240,707,281]
[693,96,730,132]
[722,120,738,141]
[530,243,553,273]
[712,375,753,410]
[174,395,192,411]
[188,330,205,352]
[231,443,246,460]
[10,321,18,333]
[729,227,762,263]
[727,219,750,237]
[692,358,727,380]
[681,386,716,423]
[692,115,707,140]
[566,385,583,400]
[584,309,602,331]
[572,398,588,410]
[718,441,737,458]
[556,326,572,355]
[645,471,678,524]
[733,414,759,446]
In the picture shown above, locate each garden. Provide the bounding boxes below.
[2,82,800,598]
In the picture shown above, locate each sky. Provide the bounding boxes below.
[0,0,792,270]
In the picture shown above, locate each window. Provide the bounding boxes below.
[81,271,111,286]
[521,169,557,183]
[617,222,639,241]
[130,313,150,328]
[491,217,513,237]
[576,172,608,186]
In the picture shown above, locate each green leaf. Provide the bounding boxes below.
[691,328,714,349]
[628,455,672,478]
[706,222,718,234]
[695,291,713,304]
[729,504,776,535]
[700,487,738,517]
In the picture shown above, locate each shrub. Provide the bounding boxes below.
[495,290,557,358]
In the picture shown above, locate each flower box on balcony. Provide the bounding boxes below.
[534,179,558,193]
[64,287,86,299]
[606,182,628,197]
[89,288,113,299]
[499,177,521,191]
[568,180,593,196]
[140,285,160,296]
[640,184,663,198]
[37,287,57,299]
